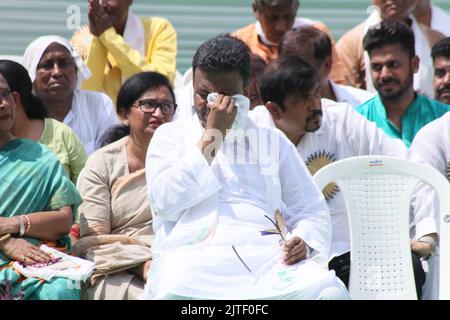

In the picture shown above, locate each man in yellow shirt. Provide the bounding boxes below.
[71,0,177,105]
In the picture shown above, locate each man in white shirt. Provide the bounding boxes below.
[411,111,450,181]
[413,0,450,37]
[279,26,374,108]
[142,35,349,300]
[431,37,450,105]
[251,55,437,298]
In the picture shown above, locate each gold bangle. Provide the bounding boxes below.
[22,215,31,233]
[0,233,11,245]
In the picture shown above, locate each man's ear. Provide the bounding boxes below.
[243,84,250,98]
[323,56,332,77]
[266,101,282,120]
[411,55,420,74]
[252,2,259,19]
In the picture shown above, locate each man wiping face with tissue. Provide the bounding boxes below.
[142,35,350,300]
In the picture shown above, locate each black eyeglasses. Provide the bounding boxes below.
[133,99,176,116]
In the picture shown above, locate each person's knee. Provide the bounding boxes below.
[317,277,351,300]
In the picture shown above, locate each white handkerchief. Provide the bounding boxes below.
[206,93,250,136]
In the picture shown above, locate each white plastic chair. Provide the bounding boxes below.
[313,155,450,300]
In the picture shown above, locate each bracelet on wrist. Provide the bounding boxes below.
[0,233,11,246]
[16,216,25,237]
[22,215,31,234]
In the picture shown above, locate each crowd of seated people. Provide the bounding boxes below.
[1,0,450,300]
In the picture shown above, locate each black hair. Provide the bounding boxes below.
[363,20,415,58]
[99,71,176,147]
[192,34,251,87]
[259,55,319,110]
[254,0,299,10]
[279,26,332,63]
[0,60,48,119]
[431,37,450,61]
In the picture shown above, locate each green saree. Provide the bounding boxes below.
[0,139,83,300]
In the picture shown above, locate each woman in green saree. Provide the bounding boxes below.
[0,70,82,300]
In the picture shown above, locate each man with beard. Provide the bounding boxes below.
[250,55,437,298]
[357,21,450,147]
[336,0,444,97]
[431,37,450,105]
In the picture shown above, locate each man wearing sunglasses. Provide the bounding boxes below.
[142,35,349,300]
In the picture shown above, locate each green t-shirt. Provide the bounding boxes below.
[357,94,450,147]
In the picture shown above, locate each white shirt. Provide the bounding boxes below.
[64,89,118,155]
[410,111,450,181]
[431,5,450,37]
[143,115,334,299]
[249,99,437,258]
[330,80,374,108]
[173,83,194,121]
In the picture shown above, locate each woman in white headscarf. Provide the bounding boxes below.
[22,35,118,155]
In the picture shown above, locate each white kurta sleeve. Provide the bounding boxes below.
[410,117,449,238]
[146,121,221,222]
[343,103,409,158]
[277,133,332,257]
[410,120,447,177]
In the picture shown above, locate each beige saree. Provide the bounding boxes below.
[74,137,153,300]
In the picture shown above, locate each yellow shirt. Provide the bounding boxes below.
[72,17,177,105]
[39,118,87,184]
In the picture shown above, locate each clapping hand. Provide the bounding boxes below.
[88,0,113,37]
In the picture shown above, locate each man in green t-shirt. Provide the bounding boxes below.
[356,20,450,147]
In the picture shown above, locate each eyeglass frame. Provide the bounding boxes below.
[132,98,176,116]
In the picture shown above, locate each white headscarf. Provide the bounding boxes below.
[21,35,91,87]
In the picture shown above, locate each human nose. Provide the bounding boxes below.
[51,63,63,77]
[274,19,288,33]
[152,106,164,118]
[379,65,392,79]
[442,71,450,84]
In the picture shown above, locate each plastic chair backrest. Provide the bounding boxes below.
[313,156,450,300]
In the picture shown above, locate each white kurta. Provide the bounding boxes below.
[410,111,450,181]
[330,80,374,108]
[430,5,450,37]
[410,111,450,300]
[249,99,437,259]
[142,115,341,299]
[64,89,119,155]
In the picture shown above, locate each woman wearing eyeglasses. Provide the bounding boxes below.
[73,71,176,300]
